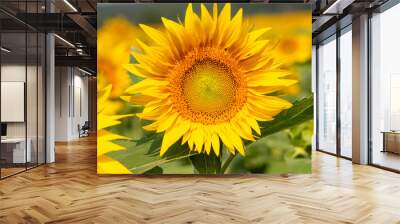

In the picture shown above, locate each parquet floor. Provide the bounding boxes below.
[1,136,400,224]
[0,167,26,178]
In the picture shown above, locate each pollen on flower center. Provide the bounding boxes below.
[183,60,236,113]
[169,47,247,125]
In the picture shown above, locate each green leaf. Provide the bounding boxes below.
[134,130,161,146]
[258,95,313,138]
[143,166,163,174]
[147,134,163,154]
[189,152,221,174]
[107,139,195,174]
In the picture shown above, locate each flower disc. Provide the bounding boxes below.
[169,47,247,125]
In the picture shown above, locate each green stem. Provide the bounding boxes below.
[220,154,236,174]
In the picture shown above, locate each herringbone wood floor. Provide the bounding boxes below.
[1,136,400,224]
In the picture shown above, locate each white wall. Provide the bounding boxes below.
[55,66,69,141]
[1,65,33,138]
[1,65,26,140]
[54,67,89,141]
[1,82,25,122]
[1,64,46,164]
[72,73,89,138]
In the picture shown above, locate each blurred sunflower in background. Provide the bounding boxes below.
[250,12,311,39]
[274,35,311,65]
[97,17,140,98]
[97,82,133,174]
[250,11,311,96]
[96,17,138,173]
[124,3,297,157]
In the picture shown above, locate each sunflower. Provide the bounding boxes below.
[249,12,312,65]
[98,17,140,98]
[274,35,311,65]
[97,82,132,174]
[124,3,296,157]
[280,66,301,96]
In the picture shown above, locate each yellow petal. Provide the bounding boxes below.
[249,27,271,42]
[211,3,219,43]
[247,78,297,88]
[120,95,155,106]
[211,132,220,157]
[224,124,245,156]
[142,121,159,131]
[224,8,242,48]
[246,70,290,82]
[97,130,129,156]
[161,17,186,53]
[97,114,132,130]
[136,39,174,68]
[98,140,125,156]
[242,109,261,136]
[248,86,284,95]
[248,94,293,109]
[212,3,218,20]
[246,103,275,121]
[192,128,204,153]
[125,80,170,99]
[123,64,152,78]
[231,115,255,141]
[204,137,212,155]
[200,4,213,42]
[217,3,231,45]
[138,105,171,121]
[240,40,269,60]
[97,84,112,113]
[181,131,191,145]
[157,112,179,133]
[216,124,235,154]
[98,155,131,174]
[125,79,169,94]
[160,118,190,156]
[188,135,194,151]
[132,52,170,75]
[184,3,201,47]
[142,99,164,113]
[139,24,168,45]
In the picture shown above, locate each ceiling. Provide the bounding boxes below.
[0,0,392,74]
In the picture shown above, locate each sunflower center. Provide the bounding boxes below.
[183,60,235,113]
[170,47,247,125]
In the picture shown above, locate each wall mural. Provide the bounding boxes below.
[97,3,313,174]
